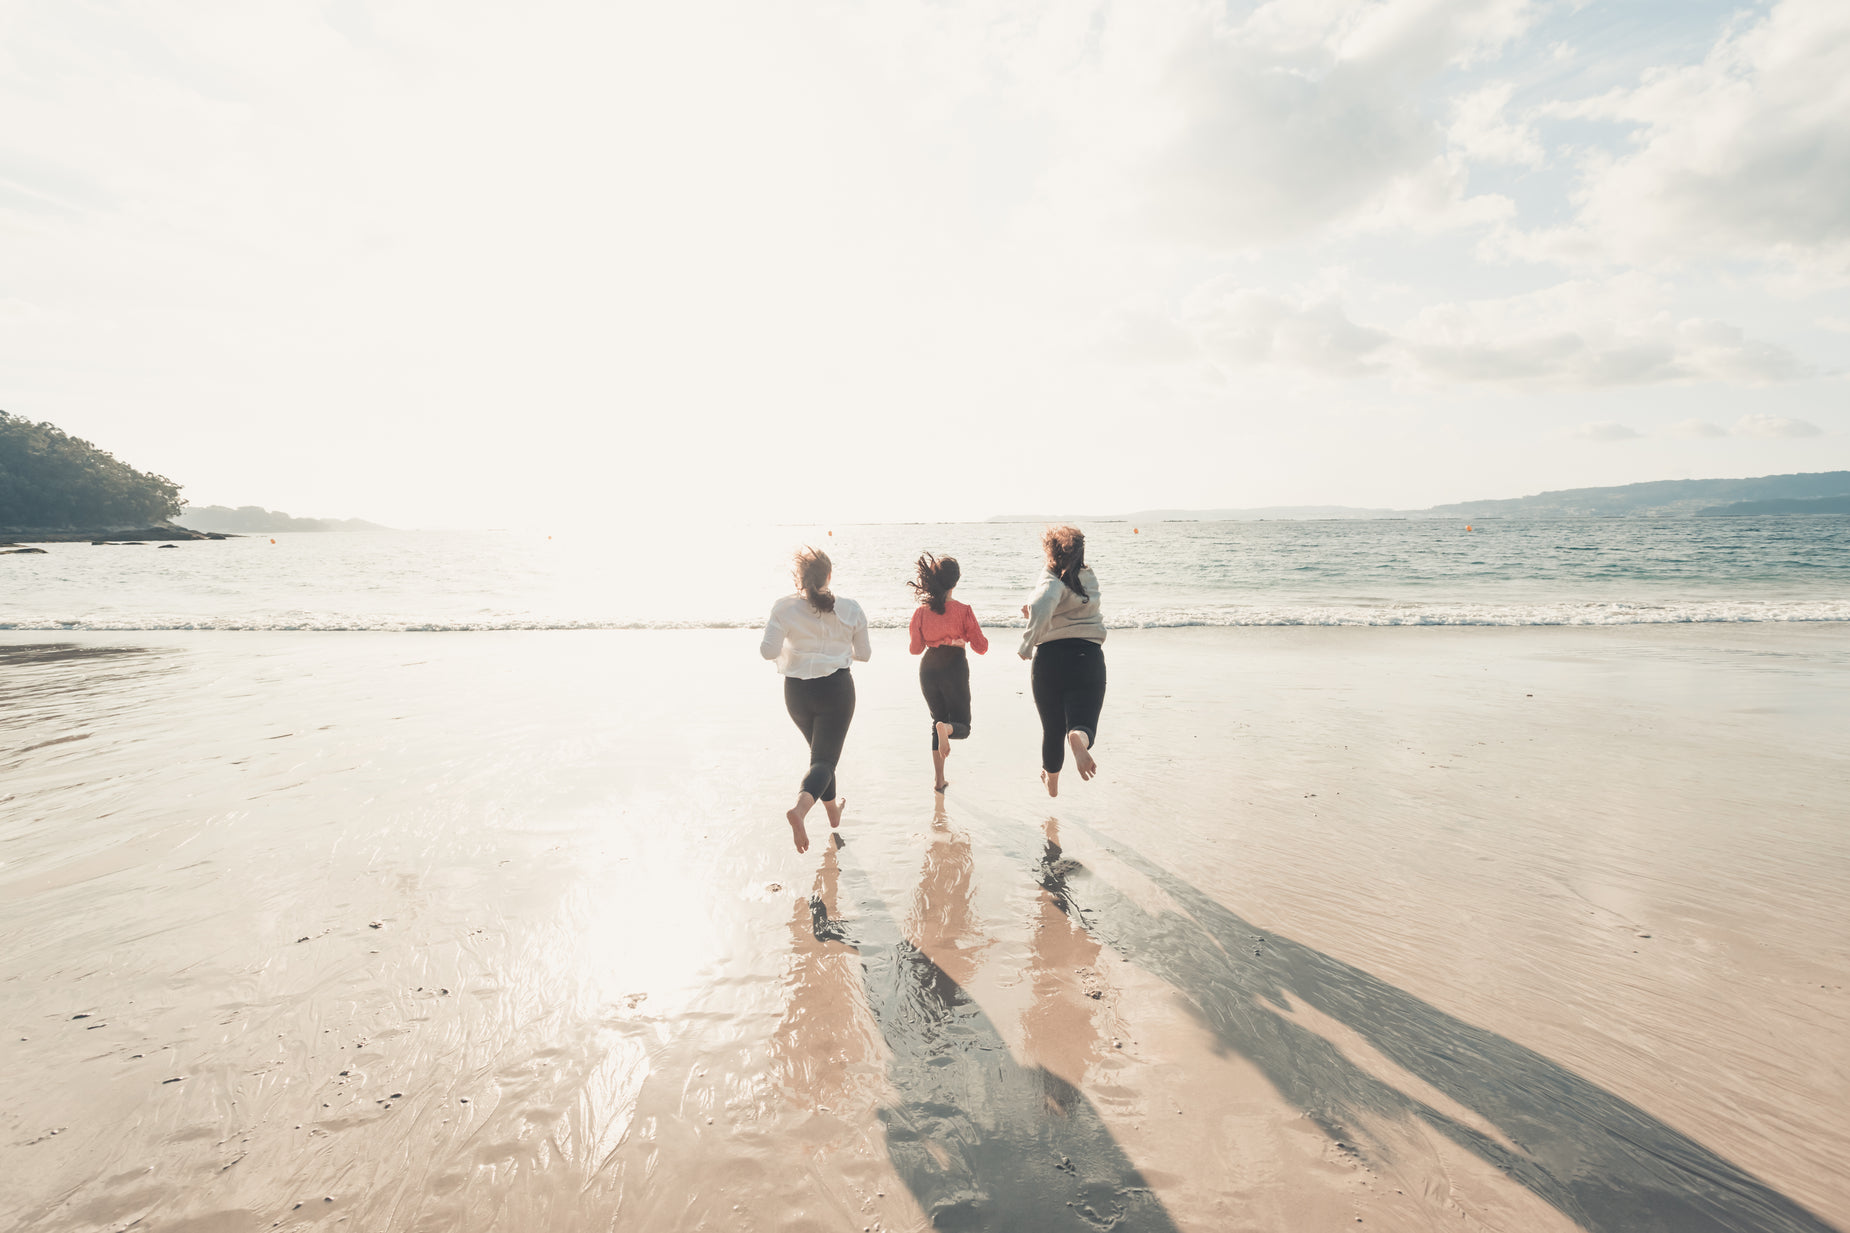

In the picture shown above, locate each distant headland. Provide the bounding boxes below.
[175,506,391,534]
[990,471,1850,522]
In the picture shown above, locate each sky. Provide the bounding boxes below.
[1,0,1847,526]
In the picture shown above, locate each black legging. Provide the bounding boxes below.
[1030,638,1105,773]
[784,668,855,801]
[919,646,971,751]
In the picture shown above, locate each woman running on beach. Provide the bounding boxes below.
[761,547,870,853]
[908,553,989,793]
[1019,525,1105,797]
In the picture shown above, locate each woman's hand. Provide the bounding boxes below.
[1020,604,1030,619]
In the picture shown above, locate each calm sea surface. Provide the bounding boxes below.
[4,517,1849,630]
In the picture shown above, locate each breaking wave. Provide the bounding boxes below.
[6,599,1848,632]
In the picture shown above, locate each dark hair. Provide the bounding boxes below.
[908,553,961,615]
[1042,525,1088,600]
[793,547,835,613]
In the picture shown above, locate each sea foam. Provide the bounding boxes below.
[6,599,1849,632]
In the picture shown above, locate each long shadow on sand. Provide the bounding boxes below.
[1037,819,1840,1233]
[813,836,1181,1232]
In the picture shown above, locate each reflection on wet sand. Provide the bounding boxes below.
[1021,818,1108,1101]
[769,842,882,1121]
[813,805,1179,1231]
[906,797,983,987]
[0,641,158,667]
[0,642,169,729]
[1047,821,1840,1233]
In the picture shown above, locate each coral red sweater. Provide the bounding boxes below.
[908,599,989,655]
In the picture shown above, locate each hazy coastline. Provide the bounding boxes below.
[988,469,1850,523]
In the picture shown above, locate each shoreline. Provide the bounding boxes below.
[4,615,1849,634]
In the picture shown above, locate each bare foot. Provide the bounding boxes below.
[823,796,846,829]
[1042,769,1060,797]
[935,778,948,793]
[936,721,953,758]
[1068,730,1097,780]
[786,807,809,853]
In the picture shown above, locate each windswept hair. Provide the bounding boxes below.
[793,547,835,613]
[1042,525,1088,600]
[909,553,961,615]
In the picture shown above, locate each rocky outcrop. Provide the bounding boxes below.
[0,525,234,543]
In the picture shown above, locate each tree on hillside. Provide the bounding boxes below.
[0,411,185,528]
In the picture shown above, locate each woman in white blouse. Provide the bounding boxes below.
[760,547,871,853]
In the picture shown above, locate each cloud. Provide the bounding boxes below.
[1406,330,1683,386]
[1034,0,1536,248]
[1574,422,1642,442]
[1132,272,1809,389]
[1511,0,1850,276]
[1096,303,1198,364]
[1670,415,1824,439]
[1448,82,1545,167]
[1179,282,1392,377]
[1398,276,1809,387]
[1733,413,1824,438]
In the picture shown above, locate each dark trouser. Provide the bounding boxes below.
[919,645,972,751]
[784,668,855,801]
[1030,638,1105,773]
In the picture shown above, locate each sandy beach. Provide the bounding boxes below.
[3,624,1846,1232]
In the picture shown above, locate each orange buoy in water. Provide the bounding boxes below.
[1133,527,1140,534]
[269,538,276,544]
[827,530,833,536]
[1466,525,1473,531]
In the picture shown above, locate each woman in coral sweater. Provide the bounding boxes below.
[907,553,988,792]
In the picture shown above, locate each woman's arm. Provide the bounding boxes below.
[966,605,989,655]
[908,607,926,655]
[1018,576,1062,658]
[759,606,785,661]
[851,605,872,663]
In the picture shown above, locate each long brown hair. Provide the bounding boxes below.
[1042,525,1087,600]
[909,553,960,614]
[793,547,835,612]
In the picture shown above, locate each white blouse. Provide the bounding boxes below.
[760,593,872,679]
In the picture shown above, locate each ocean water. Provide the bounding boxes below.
[4,516,1848,631]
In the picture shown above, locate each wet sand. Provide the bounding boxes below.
[1,625,1846,1232]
